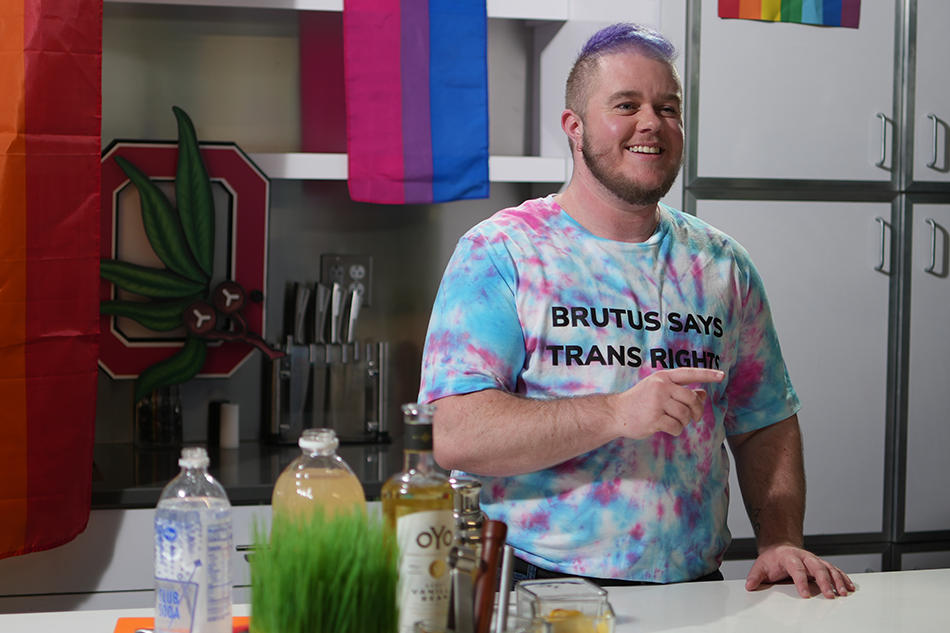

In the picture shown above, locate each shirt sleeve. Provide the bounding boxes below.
[722,244,802,436]
[418,231,527,403]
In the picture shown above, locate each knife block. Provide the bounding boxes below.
[322,340,389,444]
[262,339,389,445]
[261,335,311,445]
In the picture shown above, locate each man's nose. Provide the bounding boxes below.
[636,105,662,132]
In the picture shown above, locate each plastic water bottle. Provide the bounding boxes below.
[154,447,232,633]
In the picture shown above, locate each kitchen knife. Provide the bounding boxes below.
[310,341,329,429]
[340,288,366,439]
[293,282,311,343]
[310,283,331,428]
[346,287,362,344]
[329,282,343,345]
[327,283,345,433]
[287,283,311,441]
[314,282,330,344]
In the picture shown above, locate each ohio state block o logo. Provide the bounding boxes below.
[99,141,270,378]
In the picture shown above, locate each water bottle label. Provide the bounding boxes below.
[155,579,198,633]
[155,504,232,633]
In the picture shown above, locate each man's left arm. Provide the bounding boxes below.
[728,414,856,599]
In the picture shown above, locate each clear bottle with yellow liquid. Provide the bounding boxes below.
[271,428,366,519]
[382,403,455,633]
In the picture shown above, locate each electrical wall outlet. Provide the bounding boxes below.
[320,254,373,306]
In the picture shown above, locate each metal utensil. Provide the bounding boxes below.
[495,545,515,633]
[327,283,345,432]
[293,282,311,343]
[335,287,366,439]
[310,283,332,428]
[450,545,481,633]
[287,333,310,440]
[346,287,362,344]
[329,282,343,345]
[314,282,330,344]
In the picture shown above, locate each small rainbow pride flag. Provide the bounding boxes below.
[342,0,489,205]
[719,0,861,28]
[0,0,101,558]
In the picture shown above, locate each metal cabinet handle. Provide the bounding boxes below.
[925,218,937,274]
[927,114,939,169]
[876,113,888,168]
[875,216,887,272]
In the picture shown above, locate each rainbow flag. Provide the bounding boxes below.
[342,0,489,204]
[719,0,861,28]
[0,0,101,558]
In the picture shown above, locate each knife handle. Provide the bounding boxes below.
[474,520,507,633]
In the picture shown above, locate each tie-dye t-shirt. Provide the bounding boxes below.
[418,195,800,583]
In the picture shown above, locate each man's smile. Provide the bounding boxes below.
[627,145,663,154]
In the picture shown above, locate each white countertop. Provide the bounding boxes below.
[1,569,946,633]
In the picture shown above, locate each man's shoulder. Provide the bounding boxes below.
[662,203,752,262]
[465,196,564,239]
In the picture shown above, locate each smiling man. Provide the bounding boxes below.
[417,23,854,599]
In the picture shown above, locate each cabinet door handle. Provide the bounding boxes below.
[876,113,889,168]
[875,216,887,272]
[925,218,938,274]
[927,114,939,169]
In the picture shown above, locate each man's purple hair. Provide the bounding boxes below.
[566,23,679,115]
[579,23,677,63]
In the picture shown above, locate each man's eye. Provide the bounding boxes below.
[660,106,680,116]
[618,103,637,111]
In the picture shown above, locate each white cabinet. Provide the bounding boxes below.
[0,506,272,613]
[696,200,891,538]
[903,203,950,533]
[694,0,897,182]
[909,1,950,185]
[0,502,384,613]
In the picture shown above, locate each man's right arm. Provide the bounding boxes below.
[431,367,724,477]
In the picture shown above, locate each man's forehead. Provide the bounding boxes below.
[594,52,682,95]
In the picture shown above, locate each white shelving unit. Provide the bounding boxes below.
[107,0,570,20]
[246,152,569,183]
[105,0,571,182]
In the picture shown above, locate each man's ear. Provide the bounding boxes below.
[561,109,583,152]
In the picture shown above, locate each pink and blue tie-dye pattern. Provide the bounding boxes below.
[418,195,800,582]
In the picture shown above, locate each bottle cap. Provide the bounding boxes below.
[401,402,435,421]
[299,428,339,452]
[179,446,210,469]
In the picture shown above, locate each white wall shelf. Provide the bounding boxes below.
[106,0,570,183]
[104,0,570,21]
[246,153,568,183]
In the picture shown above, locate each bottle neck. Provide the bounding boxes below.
[404,448,439,473]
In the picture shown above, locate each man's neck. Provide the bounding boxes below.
[555,181,660,243]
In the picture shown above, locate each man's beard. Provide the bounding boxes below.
[581,135,682,207]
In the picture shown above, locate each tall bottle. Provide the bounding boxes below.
[154,447,232,633]
[382,403,455,633]
[271,428,367,519]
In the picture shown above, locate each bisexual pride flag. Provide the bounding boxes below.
[719,0,861,28]
[0,0,101,558]
[342,0,489,204]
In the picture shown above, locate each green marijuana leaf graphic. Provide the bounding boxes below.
[101,107,216,403]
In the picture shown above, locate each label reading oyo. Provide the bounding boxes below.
[395,510,454,633]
